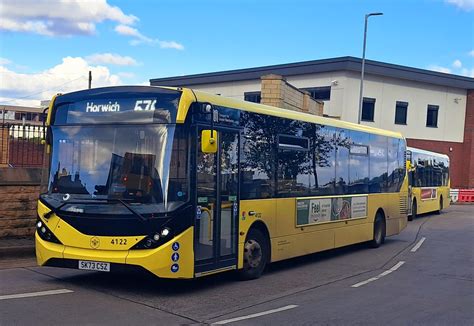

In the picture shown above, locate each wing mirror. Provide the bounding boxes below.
[201,130,218,153]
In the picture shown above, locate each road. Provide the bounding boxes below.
[1,205,473,325]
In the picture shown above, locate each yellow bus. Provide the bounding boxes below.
[36,86,408,280]
[407,147,450,220]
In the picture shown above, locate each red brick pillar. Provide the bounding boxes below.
[463,90,474,188]
[0,126,8,167]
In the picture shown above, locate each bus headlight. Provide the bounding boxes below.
[131,227,173,250]
[36,217,62,244]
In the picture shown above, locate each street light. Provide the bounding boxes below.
[357,12,383,124]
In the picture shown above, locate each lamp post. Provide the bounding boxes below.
[358,12,383,124]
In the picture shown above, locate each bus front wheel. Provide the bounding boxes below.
[238,228,269,280]
[369,212,386,248]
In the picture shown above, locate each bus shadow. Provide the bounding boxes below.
[53,239,403,296]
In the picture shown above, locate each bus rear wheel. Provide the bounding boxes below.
[369,212,386,248]
[238,228,269,280]
[437,196,443,214]
[410,200,417,221]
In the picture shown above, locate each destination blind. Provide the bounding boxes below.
[53,91,181,125]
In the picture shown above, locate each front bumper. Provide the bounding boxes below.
[35,226,194,279]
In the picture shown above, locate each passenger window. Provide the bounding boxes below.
[335,129,350,195]
[369,135,388,193]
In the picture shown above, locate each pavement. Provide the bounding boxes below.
[0,205,473,325]
[0,237,35,258]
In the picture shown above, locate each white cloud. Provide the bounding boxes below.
[86,53,138,66]
[452,59,462,68]
[469,50,474,57]
[427,65,452,74]
[445,0,474,11]
[461,68,474,77]
[0,0,137,36]
[0,57,11,65]
[0,57,122,106]
[158,41,185,50]
[115,24,184,49]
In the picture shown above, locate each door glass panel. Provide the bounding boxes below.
[220,132,239,257]
[196,133,217,261]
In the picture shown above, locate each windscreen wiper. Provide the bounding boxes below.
[108,198,148,223]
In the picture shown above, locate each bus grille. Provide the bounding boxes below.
[399,196,408,215]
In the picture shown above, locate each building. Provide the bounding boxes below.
[150,56,474,189]
[1,105,46,126]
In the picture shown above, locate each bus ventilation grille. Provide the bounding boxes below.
[399,196,408,215]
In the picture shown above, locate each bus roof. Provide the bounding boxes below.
[407,146,450,160]
[184,88,403,139]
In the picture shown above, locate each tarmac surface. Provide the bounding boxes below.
[0,205,473,325]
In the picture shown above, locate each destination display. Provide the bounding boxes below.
[194,105,241,127]
[296,196,368,226]
[53,92,181,125]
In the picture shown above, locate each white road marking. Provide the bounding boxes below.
[0,289,73,301]
[212,305,298,325]
[411,237,426,252]
[351,261,405,288]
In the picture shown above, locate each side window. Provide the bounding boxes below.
[335,129,350,194]
[240,112,276,199]
[277,121,314,197]
[348,131,369,194]
[369,135,388,193]
[313,125,336,196]
[387,138,399,192]
[398,139,407,187]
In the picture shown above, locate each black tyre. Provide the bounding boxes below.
[410,200,417,221]
[238,228,269,280]
[369,212,386,248]
[437,196,443,214]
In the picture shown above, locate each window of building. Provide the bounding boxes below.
[395,101,408,125]
[361,97,376,122]
[244,91,261,103]
[303,86,331,101]
[426,105,439,128]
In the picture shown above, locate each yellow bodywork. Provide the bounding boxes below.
[36,201,195,279]
[237,191,408,267]
[411,186,450,215]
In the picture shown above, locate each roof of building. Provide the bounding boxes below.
[150,56,474,90]
[0,104,43,113]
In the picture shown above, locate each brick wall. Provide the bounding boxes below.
[0,185,40,238]
[261,74,323,115]
[463,90,474,188]
[0,168,42,238]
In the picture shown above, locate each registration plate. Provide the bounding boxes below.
[78,260,110,272]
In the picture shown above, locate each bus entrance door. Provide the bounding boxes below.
[195,128,240,276]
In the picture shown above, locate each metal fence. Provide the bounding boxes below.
[0,123,46,167]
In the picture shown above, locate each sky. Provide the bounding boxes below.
[0,0,473,107]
